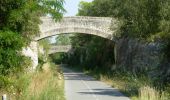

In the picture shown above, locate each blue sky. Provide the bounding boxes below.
[50,0,93,43]
[64,0,93,16]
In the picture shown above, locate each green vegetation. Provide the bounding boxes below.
[62,0,170,99]
[55,34,72,45]
[38,38,51,67]
[1,0,170,99]
[0,62,65,100]
[0,0,65,98]
[0,0,65,38]
[50,53,67,64]
[50,34,72,64]
[68,34,115,69]
[19,62,65,100]
[0,31,29,76]
[77,66,170,100]
[78,0,170,39]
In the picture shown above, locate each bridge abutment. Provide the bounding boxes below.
[22,41,38,71]
[26,16,119,71]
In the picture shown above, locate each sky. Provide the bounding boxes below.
[64,0,93,16]
[50,0,93,43]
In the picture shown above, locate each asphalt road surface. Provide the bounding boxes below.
[62,66,130,100]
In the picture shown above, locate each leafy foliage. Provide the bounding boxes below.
[55,34,71,45]
[0,0,65,74]
[0,31,27,75]
[73,0,170,74]
[49,53,66,64]
[39,38,51,55]
[38,38,51,69]
[67,33,115,71]
[0,0,65,92]
[0,0,65,38]
[78,0,168,39]
[64,0,170,98]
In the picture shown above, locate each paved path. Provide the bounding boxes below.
[62,67,130,100]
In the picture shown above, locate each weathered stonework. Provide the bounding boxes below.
[114,38,163,74]
[48,45,72,54]
[27,16,119,70]
[35,16,118,41]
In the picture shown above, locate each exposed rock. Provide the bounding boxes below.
[115,37,164,74]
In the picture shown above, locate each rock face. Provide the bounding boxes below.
[114,38,163,74]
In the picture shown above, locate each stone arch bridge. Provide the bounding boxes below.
[48,45,72,54]
[35,16,118,40]
[24,16,119,70]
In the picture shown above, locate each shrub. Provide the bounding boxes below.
[0,30,26,75]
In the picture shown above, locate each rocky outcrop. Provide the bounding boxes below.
[114,38,163,74]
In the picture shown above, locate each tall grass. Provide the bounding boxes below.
[139,86,162,100]
[0,62,65,100]
[101,75,170,100]
[20,62,65,100]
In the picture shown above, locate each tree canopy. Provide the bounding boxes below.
[78,0,170,39]
[0,0,65,75]
[66,0,170,88]
[0,0,65,38]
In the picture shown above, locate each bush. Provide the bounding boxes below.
[0,76,12,89]
[0,30,26,75]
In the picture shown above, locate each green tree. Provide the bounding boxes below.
[0,31,27,75]
[55,34,71,45]
[68,0,170,77]
[0,0,65,38]
[0,0,65,75]
[77,1,94,16]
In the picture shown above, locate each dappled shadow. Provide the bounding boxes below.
[78,88,125,97]
[63,72,96,81]
[61,66,96,81]
[61,66,130,100]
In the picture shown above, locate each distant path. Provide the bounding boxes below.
[61,66,130,100]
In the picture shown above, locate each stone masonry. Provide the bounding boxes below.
[26,16,119,70]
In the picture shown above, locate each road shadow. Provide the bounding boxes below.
[78,88,125,97]
[61,66,96,81]
[61,65,130,100]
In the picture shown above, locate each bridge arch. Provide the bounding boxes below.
[34,16,119,41]
[26,16,119,70]
[48,45,72,54]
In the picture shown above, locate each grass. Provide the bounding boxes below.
[139,86,164,100]
[95,72,170,100]
[99,74,170,100]
[67,65,170,100]
[0,62,65,100]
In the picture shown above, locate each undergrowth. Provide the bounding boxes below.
[0,62,65,100]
